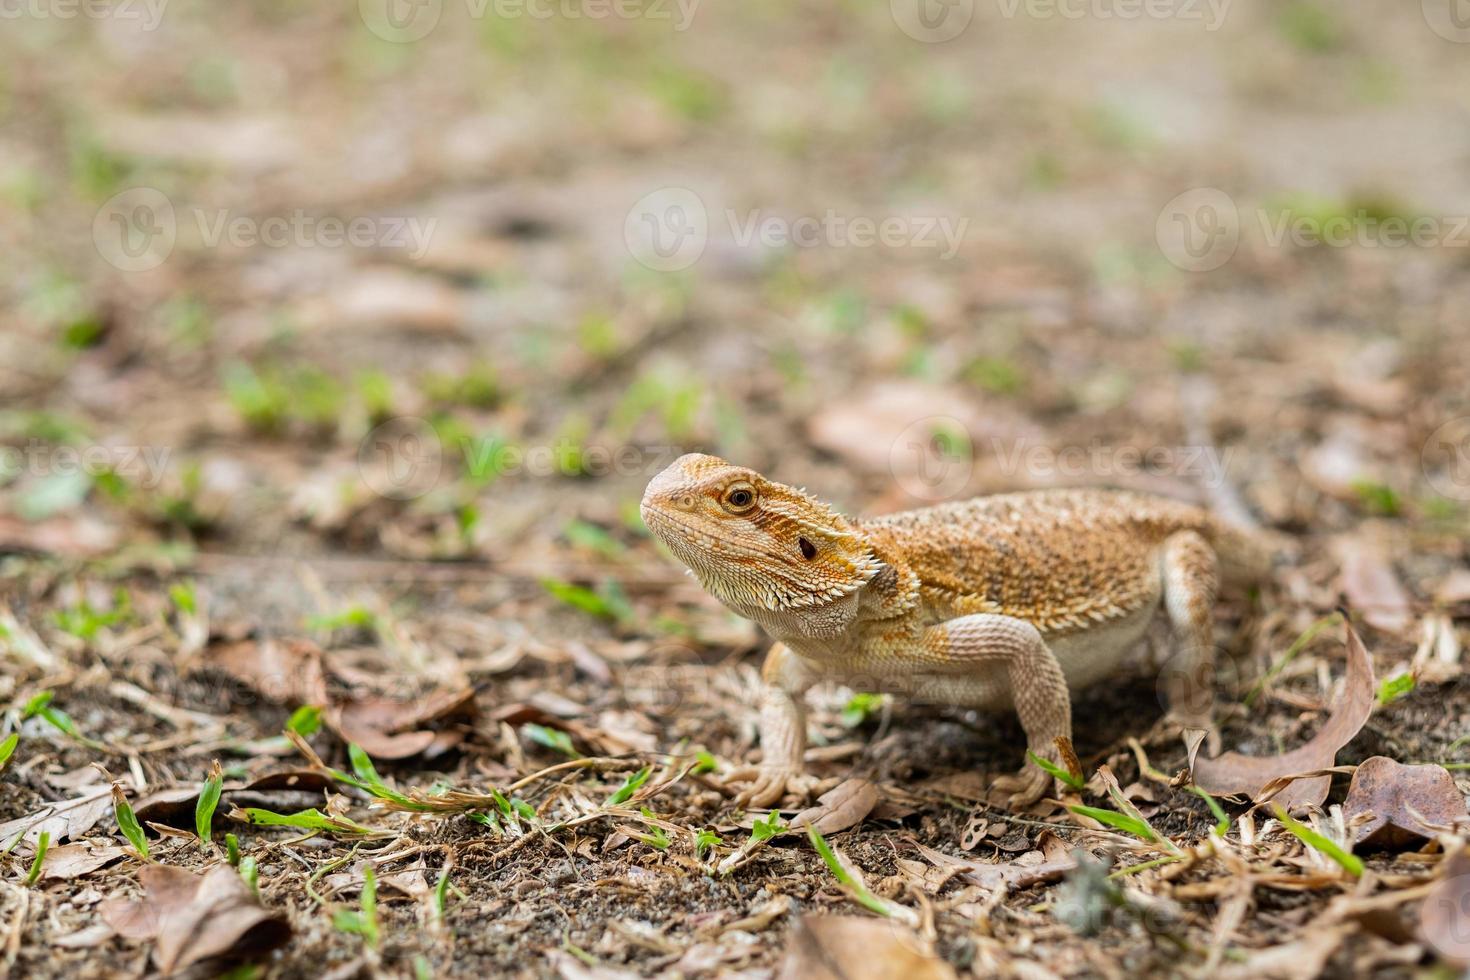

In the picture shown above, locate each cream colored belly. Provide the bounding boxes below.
[1046,600,1161,690]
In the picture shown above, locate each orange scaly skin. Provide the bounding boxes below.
[641,453,1269,809]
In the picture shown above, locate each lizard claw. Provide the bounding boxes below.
[723,764,819,809]
[991,750,1059,808]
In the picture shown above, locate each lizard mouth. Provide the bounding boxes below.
[641,504,773,563]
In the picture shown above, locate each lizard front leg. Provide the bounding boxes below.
[724,642,823,808]
[921,614,1072,807]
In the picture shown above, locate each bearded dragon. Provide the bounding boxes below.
[641,453,1274,808]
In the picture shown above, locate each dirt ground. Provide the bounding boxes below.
[3,1,1470,977]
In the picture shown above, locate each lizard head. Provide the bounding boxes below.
[641,453,880,612]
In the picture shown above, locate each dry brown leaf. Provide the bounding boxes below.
[206,638,326,705]
[0,512,120,558]
[0,786,115,853]
[1341,756,1469,847]
[328,684,475,759]
[776,915,957,980]
[101,865,200,940]
[102,864,290,975]
[204,638,475,759]
[910,839,1076,891]
[1335,537,1413,634]
[788,778,879,835]
[1192,620,1375,808]
[1435,568,1470,606]
[38,843,126,881]
[1420,848,1470,966]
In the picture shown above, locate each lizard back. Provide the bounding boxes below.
[859,488,1219,636]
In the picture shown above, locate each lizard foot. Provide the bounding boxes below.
[990,762,1055,809]
[723,765,820,809]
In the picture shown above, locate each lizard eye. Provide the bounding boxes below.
[722,484,756,513]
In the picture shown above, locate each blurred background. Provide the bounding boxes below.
[3,0,1469,600]
[0,0,1465,666]
[3,2,1470,974]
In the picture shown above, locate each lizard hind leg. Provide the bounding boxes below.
[1158,530,1220,737]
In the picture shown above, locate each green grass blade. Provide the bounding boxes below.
[1027,750,1085,790]
[607,766,651,806]
[25,831,50,886]
[1272,804,1363,877]
[0,733,18,773]
[112,784,149,859]
[196,761,224,846]
[1068,804,1157,842]
[806,825,892,918]
[1187,786,1230,836]
[239,807,377,836]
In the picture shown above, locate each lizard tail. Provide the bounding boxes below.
[1182,378,1295,588]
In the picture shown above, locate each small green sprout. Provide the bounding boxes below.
[1377,672,1415,706]
[25,831,50,886]
[522,723,579,758]
[196,760,224,847]
[112,783,149,859]
[608,766,651,806]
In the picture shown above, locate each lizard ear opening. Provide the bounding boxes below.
[798,537,817,560]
